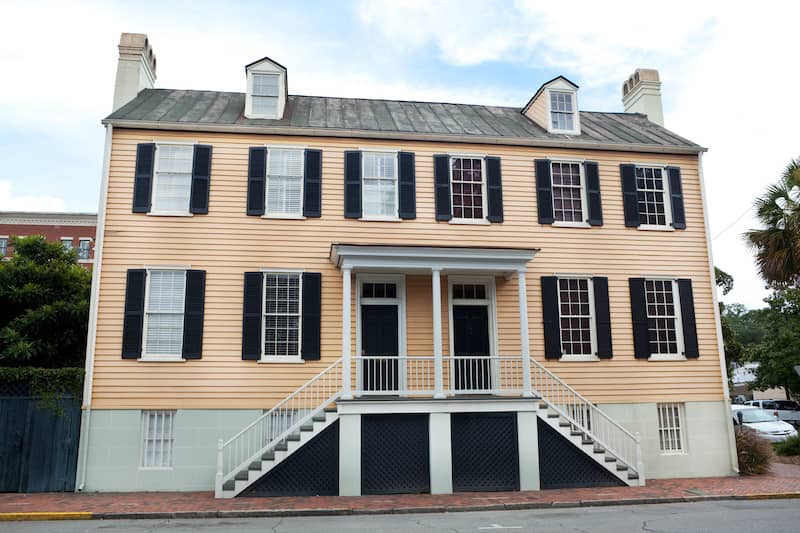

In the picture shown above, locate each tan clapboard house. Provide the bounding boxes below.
[76,33,737,497]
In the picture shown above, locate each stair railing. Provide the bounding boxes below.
[215,358,342,496]
[529,356,644,484]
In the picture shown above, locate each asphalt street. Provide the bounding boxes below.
[1,499,798,533]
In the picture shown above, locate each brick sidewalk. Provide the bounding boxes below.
[1,463,799,520]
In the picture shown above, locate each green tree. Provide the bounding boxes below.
[744,157,800,286]
[0,236,91,368]
[715,267,744,368]
[748,287,800,399]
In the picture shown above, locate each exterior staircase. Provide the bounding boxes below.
[215,356,643,497]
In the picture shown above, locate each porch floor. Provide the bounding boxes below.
[2,464,798,520]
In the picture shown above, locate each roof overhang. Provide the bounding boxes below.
[330,244,539,277]
[103,119,706,154]
[522,75,580,115]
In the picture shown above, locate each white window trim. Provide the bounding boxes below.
[360,151,400,221]
[550,159,590,226]
[247,70,284,120]
[355,274,407,392]
[546,88,581,135]
[645,278,686,361]
[150,142,195,217]
[263,145,306,220]
[260,271,304,363]
[657,403,688,455]
[139,410,176,469]
[448,155,488,224]
[140,267,188,362]
[633,164,674,231]
[556,276,599,361]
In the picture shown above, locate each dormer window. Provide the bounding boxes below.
[252,74,279,116]
[245,56,287,120]
[550,91,576,131]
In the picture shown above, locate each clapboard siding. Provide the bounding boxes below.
[89,128,722,409]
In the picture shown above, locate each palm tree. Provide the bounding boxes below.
[745,158,800,286]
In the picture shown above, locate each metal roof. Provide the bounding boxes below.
[105,89,703,153]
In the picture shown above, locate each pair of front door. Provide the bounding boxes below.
[361,303,491,393]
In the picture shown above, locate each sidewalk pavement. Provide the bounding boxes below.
[1,463,799,521]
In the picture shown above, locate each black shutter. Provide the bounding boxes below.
[584,161,603,226]
[485,156,503,223]
[132,143,155,213]
[301,272,322,361]
[541,276,561,360]
[398,152,416,220]
[592,277,612,359]
[629,278,650,359]
[678,279,699,358]
[344,151,362,218]
[182,270,206,359]
[620,164,640,227]
[667,167,686,229]
[433,154,451,221]
[122,269,147,359]
[242,272,263,360]
[190,145,212,214]
[535,159,554,224]
[247,147,267,216]
[303,149,322,218]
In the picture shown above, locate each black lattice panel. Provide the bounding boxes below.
[361,414,430,495]
[537,419,625,489]
[451,412,519,492]
[241,420,339,497]
[0,382,31,397]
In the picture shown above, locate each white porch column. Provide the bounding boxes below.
[518,269,533,397]
[341,267,353,400]
[432,268,445,399]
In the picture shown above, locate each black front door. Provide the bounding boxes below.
[453,305,491,392]
[361,305,399,392]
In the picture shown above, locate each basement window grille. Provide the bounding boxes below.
[141,410,176,468]
[657,403,686,454]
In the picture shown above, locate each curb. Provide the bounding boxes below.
[2,492,800,521]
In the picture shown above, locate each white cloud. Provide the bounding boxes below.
[0,181,66,212]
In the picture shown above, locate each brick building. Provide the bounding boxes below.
[0,211,97,267]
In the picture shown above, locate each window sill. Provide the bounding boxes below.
[548,128,580,136]
[147,212,193,217]
[448,218,490,225]
[560,355,600,362]
[262,214,306,220]
[359,216,403,223]
[659,451,688,456]
[638,225,675,232]
[259,357,305,364]
[648,354,687,362]
[78,259,94,264]
[138,466,174,471]
[553,221,591,229]
[139,356,186,363]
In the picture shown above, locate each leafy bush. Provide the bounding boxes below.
[735,426,774,475]
[774,433,800,456]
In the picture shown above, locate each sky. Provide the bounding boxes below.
[1,0,798,309]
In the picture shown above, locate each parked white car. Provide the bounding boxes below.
[744,399,800,428]
[732,405,798,443]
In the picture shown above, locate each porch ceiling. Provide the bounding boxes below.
[329,244,538,277]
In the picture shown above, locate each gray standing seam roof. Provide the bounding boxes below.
[106,89,702,152]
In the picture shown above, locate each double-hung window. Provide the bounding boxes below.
[557,277,596,358]
[61,238,73,252]
[140,410,175,468]
[551,161,587,224]
[152,144,193,214]
[266,148,304,217]
[362,152,398,219]
[635,166,672,228]
[263,272,301,360]
[450,157,485,221]
[657,403,686,454]
[252,73,280,117]
[0,237,6,257]
[143,269,186,360]
[78,239,92,260]
[644,279,683,358]
[550,91,576,132]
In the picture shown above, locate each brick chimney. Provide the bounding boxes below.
[112,33,157,112]
[622,68,663,126]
